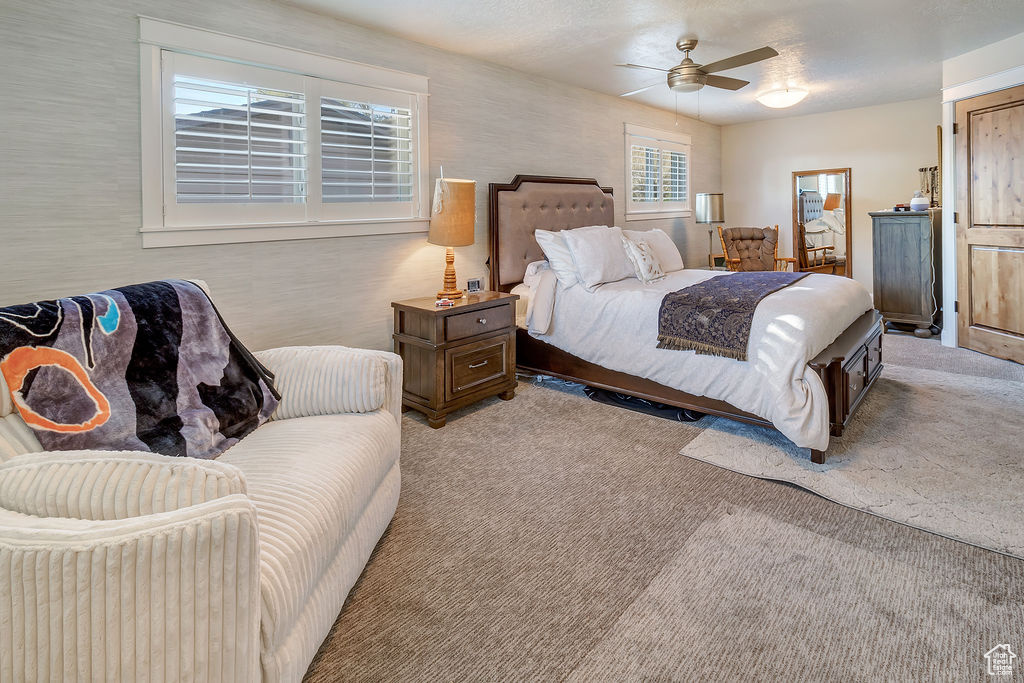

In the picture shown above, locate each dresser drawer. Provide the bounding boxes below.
[445,304,513,342]
[445,335,512,400]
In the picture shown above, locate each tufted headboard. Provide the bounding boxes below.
[488,175,614,291]
[798,190,824,224]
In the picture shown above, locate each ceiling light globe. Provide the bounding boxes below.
[755,88,809,108]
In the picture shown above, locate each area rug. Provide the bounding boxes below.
[568,507,1023,681]
[678,363,1024,559]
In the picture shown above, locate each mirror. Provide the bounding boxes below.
[791,168,852,277]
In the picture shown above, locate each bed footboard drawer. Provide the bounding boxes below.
[843,347,869,416]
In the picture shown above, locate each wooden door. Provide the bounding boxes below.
[956,84,1024,363]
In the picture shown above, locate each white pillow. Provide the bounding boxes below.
[561,225,634,291]
[534,230,579,287]
[622,235,665,283]
[622,229,684,272]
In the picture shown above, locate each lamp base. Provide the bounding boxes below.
[437,246,464,300]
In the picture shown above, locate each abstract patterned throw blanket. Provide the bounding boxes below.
[0,279,279,459]
[657,272,809,361]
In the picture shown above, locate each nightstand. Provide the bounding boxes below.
[392,291,519,428]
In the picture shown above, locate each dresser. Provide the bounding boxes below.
[392,292,518,427]
[869,209,942,337]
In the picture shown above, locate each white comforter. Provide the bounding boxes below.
[522,269,872,450]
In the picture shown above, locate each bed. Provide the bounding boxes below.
[487,175,883,463]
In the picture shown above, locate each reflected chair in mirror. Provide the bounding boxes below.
[796,189,846,275]
[796,222,839,274]
[717,225,797,272]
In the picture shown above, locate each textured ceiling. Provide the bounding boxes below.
[285,0,1024,125]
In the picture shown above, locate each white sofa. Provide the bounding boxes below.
[0,342,402,682]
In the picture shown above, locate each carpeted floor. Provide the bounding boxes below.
[305,335,1024,681]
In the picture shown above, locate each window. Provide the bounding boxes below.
[624,124,691,220]
[140,18,429,247]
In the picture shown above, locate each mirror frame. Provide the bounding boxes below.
[791,168,853,278]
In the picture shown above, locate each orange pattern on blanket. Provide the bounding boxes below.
[0,346,111,432]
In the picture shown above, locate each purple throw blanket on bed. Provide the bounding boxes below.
[657,271,809,361]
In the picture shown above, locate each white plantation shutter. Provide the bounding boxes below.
[173,76,307,204]
[624,125,691,218]
[320,98,413,203]
[630,144,660,202]
[156,50,425,230]
[661,149,687,202]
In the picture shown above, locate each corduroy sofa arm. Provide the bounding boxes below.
[0,493,261,682]
[256,346,401,421]
[0,451,247,521]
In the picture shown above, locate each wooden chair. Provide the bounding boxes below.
[796,222,838,274]
[718,225,797,272]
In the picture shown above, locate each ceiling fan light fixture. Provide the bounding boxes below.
[756,87,809,108]
[668,71,706,93]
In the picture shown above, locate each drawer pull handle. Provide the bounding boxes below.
[468,360,488,369]
[477,318,487,324]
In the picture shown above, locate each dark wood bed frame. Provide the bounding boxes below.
[488,175,884,463]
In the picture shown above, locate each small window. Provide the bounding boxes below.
[624,124,691,220]
[140,18,430,247]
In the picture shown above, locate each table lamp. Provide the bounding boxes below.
[823,193,841,211]
[428,177,476,299]
[695,192,725,268]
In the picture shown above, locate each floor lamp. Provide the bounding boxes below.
[696,193,725,269]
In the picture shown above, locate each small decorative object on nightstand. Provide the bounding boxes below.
[392,291,519,428]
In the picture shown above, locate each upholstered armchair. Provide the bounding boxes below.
[718,225,797,272]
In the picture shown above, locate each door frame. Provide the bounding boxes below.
[940,63,1024,348]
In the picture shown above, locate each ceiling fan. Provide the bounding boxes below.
[617,38,778,97]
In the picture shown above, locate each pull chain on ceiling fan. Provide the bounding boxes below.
[617,38,778,97]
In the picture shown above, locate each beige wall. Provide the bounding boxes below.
[0,0,720,351]
[721,97,939,292]
[943,30,1024,88]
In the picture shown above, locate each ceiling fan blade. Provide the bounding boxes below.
[619,82,661,97]
[700,46,778,74]
[616,63,670,73]
[705,74,749,91]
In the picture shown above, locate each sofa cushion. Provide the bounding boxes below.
[218,409,399,656]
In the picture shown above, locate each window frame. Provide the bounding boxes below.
[139,17,430,248]
[623,123,692,221]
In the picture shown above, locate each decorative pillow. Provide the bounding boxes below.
[535,230,579,287]
[622,229,685,272]
[561,225,634,291]
[622,236,666,283]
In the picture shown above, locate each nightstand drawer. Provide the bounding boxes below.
[445,304,513,342]
[446,336,511,400]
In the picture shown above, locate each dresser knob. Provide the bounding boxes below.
[478,318,486,324]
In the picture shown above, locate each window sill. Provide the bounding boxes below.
[140,217,430,248]
[625,210,692,222]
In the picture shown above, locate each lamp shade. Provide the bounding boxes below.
[695,193,725,223]
[428,178,476,247]
[823,193,842,211]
